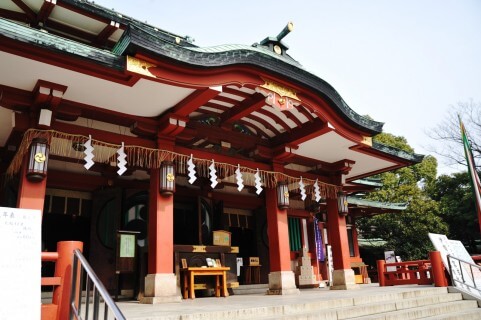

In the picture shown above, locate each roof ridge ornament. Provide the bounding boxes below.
[258,22,294,56]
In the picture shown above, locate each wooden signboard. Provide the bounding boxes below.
[115,230,139,300]
[116,231,137,273]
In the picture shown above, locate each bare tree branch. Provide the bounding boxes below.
[427,100,481,169]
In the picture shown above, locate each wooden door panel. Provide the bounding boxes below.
[89,187,122,291]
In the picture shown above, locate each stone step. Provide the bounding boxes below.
[178,288,464,320]
[422,308,481,320]
[254,294,465,320]
[336,293,463,320]
[349,300,479,320]
[232,284,269,295]
[353,286,449,305]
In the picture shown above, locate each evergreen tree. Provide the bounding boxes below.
[357,133,448,260]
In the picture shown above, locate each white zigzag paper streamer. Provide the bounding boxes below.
[299,177,306,201]
[209,159,218,188]
[314,179,321,202]
[254,168,263,195]
[187,154,197,184]
[117,142,127,176]
[83,135,94,170]
[235,164,244,192]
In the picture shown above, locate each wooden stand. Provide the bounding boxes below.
[243,265,261,284]
[181,267,230,299]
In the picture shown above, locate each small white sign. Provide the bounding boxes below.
[384,250,397,272]
[0,207,41,320]
[327,245,334,286]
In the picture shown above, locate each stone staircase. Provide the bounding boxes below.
[232,284,269,295]
[175,287,481,320]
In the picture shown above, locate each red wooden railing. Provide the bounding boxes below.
[41,241,83,320]
[377,251,447,287]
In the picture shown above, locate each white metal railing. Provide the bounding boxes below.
[447,254,481,297]
[69,249,126,320]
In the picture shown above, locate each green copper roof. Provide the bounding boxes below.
[118,23,384,135]
[0,18,123,70]
[372,141,424,163]
[351,178,383,187]
[348,197,408,211]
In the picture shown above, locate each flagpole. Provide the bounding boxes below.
[459,116,481,233]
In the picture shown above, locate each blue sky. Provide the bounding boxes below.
[94,0,481,175]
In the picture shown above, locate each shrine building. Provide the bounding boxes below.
[0,0,422,303]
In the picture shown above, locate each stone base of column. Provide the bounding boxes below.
[266,271,300,295]
[330,269,360,290]
[140,273,181,304]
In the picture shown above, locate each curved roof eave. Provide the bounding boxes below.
[118,24,384,135]
[372,141,424,164]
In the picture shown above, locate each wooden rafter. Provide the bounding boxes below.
[11,0,36,22]
[271,118,330,146]
[295,104,316,122]
[201,102,230,113]
[238,120,270,139]
[171,87,221,117]
[220,93,265,125]
[95,20,119,46]
[247,114,281,136]
[212,94,241,106]
[282,109,304,127]
[37,0,56,25]
[0,8,28,22]
[255,107,291,133]
[222,86,252,99]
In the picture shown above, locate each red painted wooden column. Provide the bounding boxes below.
[17,156,47,212]
[141,138,180,304]
[147,168,174,274]
[266,186,290,272]
[429,251,448,287]
[326,197,351,269]
[351,217,361,258]
[265,163,299,295]
[326,196,358,289]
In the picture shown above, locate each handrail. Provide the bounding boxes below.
[69,249,126,320]
[446,254,481,296]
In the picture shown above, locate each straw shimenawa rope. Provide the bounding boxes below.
[7,129,342,198]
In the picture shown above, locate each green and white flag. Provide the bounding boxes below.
[460,117,481,232]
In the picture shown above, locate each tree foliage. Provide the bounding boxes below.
[357,133,448,260]
[429,172,481,252]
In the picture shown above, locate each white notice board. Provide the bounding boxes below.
[429,233,481,298]
[0,207,41,320]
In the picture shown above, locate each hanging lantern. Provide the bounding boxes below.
[337,191,349,216]
[27,138,49,182]
[159,161,175,195]
[276,181,290,209]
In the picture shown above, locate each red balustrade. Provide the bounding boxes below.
[41,241,83,320]
[377,251,447,287]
